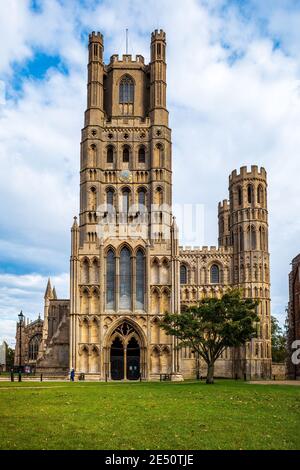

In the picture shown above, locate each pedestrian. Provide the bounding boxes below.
[70,368,75,382]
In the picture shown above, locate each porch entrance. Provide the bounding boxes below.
[109,322,141,380]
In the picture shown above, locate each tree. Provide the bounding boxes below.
[6,347,14,370]
[160,289,259,384]
[271,316,287,363]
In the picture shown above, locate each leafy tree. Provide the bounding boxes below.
[160,289,259,384]
[271,316,287,363]
[6,347,14,370]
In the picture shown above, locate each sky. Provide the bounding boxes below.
[1,0,300,346]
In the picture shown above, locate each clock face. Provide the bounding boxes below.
[119,170,132,183]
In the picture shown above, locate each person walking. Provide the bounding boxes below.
[70,368,75,382]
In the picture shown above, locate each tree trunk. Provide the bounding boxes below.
[206,362,215,384]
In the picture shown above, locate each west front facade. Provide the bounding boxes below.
[15,30,272,380]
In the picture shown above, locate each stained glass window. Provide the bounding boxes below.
[119,76,134,103]
[120,247,131,309]
[106,250,115,309]
[136,250,145,309]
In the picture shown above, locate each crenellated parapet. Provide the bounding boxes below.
[229,165,267,183]
[109,54,145,65]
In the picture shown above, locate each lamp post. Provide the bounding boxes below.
[18,310,24,372]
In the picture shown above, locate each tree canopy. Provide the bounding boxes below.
[160,289,259,383]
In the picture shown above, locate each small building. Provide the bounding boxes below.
[14,314,43,372]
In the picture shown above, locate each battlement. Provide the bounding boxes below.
[151,29,166,41]
[89,31,103,43]
[229,165,267,182]
[109,54,145,64]
[218,199,230,212]
[179,245,233,255]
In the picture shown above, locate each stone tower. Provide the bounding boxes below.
[228,166,271,378]
[70,30,181,380]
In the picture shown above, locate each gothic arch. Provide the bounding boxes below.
[151,258,160,284]
[151,287,160,315]
[104,317,147,349]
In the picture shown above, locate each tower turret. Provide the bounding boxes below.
[85,31,104,127]
[218,199,230,247]
[229,165,271,379]
[150,29,168,126]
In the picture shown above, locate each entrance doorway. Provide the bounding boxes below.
[127,337,140,380]
[109,322,142,380]
[111,337,124,380]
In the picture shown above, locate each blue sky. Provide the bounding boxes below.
[1,0,300,345]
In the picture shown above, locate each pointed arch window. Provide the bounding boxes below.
[247,185,253,204]
[120,247,132,309]
[123,146,130,163]
[136,250,145,309]
[106,250,116,309]
[28,335,41,360]
[119,76,134,104]
[180,265,187,284]
[239,226,244,251]
[251,226,256,250]
[138,188,146,211]
[107,146,114,163]
[106,189,114,211]
[122,188,130,214]
[257,185,264,205]
[238,186,243,206]
[210,264,220,284]
[138,147,146,163]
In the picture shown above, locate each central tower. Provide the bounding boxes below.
[70,30,180,380]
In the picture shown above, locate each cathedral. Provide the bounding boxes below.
[15,30,272,380]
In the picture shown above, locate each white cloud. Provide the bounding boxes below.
[1,0,300,345]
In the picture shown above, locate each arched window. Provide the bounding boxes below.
[106,250,115,309]
[28,335,41,360]
[238,186,243,206]
[138,188,146,211]
[154,143,163,167]
[257,185,264,205]
[120,247,132,309]
[107,146,114,163]
[247,185,253,204]
[180,265,187,284]
[210,265,220,284]
[239,226,244,251]
[219,216,224,235]
[123,146,130,163]
[106,189,114,211]
[119,76,134,104]
[89,187,97,210]
[251,225,256,250]
[155,187,163,205]
[136,250,145,309]
[122,188,130,214]
[138,147,145,163]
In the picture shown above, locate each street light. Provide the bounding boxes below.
[18,310,24,371]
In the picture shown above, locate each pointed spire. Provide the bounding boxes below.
[52,287,57,299]
[72,216,78,230]
[44,278,53,299]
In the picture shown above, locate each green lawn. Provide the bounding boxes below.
[0,380,299,450]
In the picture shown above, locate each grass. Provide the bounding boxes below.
[0,380,299,450]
